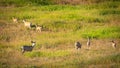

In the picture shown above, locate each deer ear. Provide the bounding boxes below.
[31,41,36,43]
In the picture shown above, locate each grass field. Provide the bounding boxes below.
[0,0,120,68]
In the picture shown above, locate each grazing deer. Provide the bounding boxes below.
[21,41,36,53]
[75,41,82,50]
[111,40,116,48]
[23,20,32,28]
[87,37,91,49]
[12,17,18,23]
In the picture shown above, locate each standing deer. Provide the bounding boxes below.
[12,17,18,23]
[36,25,42,32]
[111,40,116,48]
[87,37,91,49]
[23,20,32,28]
[21,41,36,53]
[75,41,82,50]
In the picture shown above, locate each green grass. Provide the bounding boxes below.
[0,0,120,68]
[81,26,120,38]
[25,50,71,58]
[86,53,120,65]
[0,0,53,6]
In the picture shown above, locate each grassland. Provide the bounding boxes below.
[0,0,120,68]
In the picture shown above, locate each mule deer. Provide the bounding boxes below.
[75,41,82,50]
[111,40,116,48]
[23,20,32,28]
[12,17,18,23]
[87,37,91,49]
[21,41,36,53]
[36,25,42,32]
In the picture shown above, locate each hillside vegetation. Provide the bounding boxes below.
[0,0,120,68]
[0,0,119,6]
